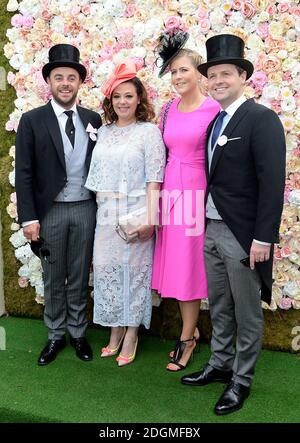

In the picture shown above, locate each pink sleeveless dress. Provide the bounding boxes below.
[152,97,220,301]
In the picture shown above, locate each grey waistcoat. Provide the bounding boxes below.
[55,115,92,202]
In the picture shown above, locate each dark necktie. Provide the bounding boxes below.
[64,110,75,147]
[211,110,227,150]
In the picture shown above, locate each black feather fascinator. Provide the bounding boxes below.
[155,31,189,77]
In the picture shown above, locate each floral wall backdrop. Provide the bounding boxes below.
[4,0,300,310]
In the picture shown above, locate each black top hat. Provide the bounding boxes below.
[42,44,87,82]
[156,31,189,77]
[30,238,44,258]
[197,34,254,80]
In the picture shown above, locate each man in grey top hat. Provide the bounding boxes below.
[181,34,286,415]
[15,44,102,365]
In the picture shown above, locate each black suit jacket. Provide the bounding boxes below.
[205,99,286,304]
[15,101,102,224]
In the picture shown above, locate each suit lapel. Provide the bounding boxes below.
[77,106,94,156]
[205,116,217,177]
[44,102,66,170]
[208,99,254,181]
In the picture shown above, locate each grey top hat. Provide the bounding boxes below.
[42,44,87,82]
[198,34,254,80]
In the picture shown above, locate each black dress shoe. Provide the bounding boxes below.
[181,363,233,386]
[37,337,66,366]
[70,337,93,361]
[214,381,250,415]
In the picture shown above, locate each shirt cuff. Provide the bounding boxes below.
[22,220,39,227]
[253,239,271,246]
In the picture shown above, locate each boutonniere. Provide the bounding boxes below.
[217,135,242,147]
[86,123,98,141]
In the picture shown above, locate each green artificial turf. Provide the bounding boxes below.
[0,317,299,424]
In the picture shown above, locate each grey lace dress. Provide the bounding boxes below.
[85,121,165,328]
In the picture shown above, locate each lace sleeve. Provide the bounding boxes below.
[144,123,166,183]
[85,126,107,192]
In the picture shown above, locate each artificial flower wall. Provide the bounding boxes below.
[4,0,300,309]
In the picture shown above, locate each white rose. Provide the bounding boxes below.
[281,97,296,113]
[9,53,24,70]
[133,22,146,44]
[257,11,269,23]
[10,231,27,248]
[11,222,20,231]
[247,34,264,54]
[283,282,300,299]
[103,0,125,17]
[18,264,30,278]
[227,11,245,28]
[145,18,162,39]
[6,28,20,43]
[288,190,300,207]
[9,170,15,187]
[286,29,297,41]
[7,0,19,11]
[50,16,65,34]
[262,84,280,100]
[19,0,40,17]
[15,244,32,264]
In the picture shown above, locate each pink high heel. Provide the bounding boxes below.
[116,337,138,367]
[100,328,126,357]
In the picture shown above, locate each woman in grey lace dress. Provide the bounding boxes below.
[85,60,165,366]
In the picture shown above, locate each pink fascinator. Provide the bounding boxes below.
[102,60,137,99]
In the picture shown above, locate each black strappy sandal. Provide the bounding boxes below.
[166,337,196,372]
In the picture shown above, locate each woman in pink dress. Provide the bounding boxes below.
[152,32,220,371]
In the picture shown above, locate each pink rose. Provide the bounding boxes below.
[164,15,182,34]
[281,246,291,258]
[29,41,42,51]
[71,6,81,16]
[5,121,15,131]
[18,277,29,288]
[262,55,281,74]
[125,3,136,17]
[290,7,300,18]
[22,15,34,29]
[199,19,211,34]
[10,192,17,204]
[197,6,208,19]
[251,71,267,88]
[132,57,144,71]
[277,3,289,13]
[242,1,257,18]
[7,72,15,85]
[11,14,23,27]
[266,4,277,15]
[279,297,292,310]
[232,0,243,10]
[274,247,282,260]
[41,9,53,21]
[270,100,281,114]
[99,46,114,60]
[256,22,269,39]
[282,71,292,82]
[82,5,91,15]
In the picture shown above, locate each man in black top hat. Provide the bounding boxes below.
[15,44,102,365]
[181,34,286,414]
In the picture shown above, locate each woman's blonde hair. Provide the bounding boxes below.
[171,48,203,70]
